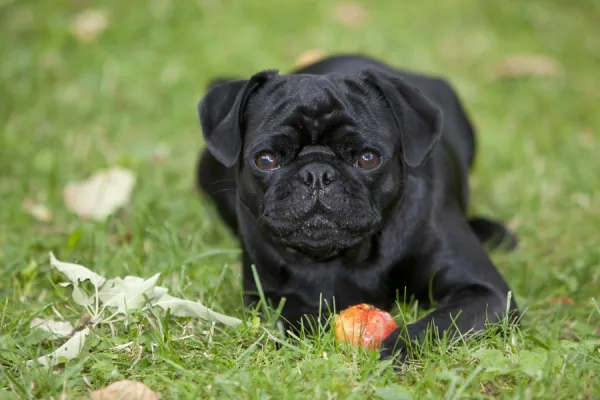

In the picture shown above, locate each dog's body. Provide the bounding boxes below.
[197,55,517,359]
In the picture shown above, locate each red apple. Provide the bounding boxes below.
[334,303,398,350]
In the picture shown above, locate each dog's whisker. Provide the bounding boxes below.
[206,178,236,187]
[209,188,237,196]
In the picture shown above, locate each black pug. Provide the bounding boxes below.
[196,55,518,360]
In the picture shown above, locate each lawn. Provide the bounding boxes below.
[1,0,600,398]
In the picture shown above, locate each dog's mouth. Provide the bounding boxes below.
[261,214,372,259]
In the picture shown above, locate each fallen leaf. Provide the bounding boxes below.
[27,327,90,368]
[578,129,595,148]
[154,294,243,327]
[572,193,591,209]
[481,381,500,397]
[50,253,242,327]
[507,217,522,231]
[30,318,74,338]
[143,239,154,253]
[50,252,106,288]
[111,341,134,351]
[90,380,160,400]
[108,231,133,245]
[63,166,136,221]
[59,282,93,307]
[51,251,104,308]
[23,198,52,221]
[151,144,170,165]
[70,9,109,43]
[98,274,163,314]
[549,296,575,306]
[560,330,579,341]
[495,54,560,78]
[334,2,368,27]
[295,49,326,68]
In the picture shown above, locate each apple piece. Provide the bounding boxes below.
[334,303,398,350]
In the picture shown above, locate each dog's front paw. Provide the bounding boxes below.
[379,329,409,363]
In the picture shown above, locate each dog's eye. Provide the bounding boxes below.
[255,152,279,171]
[356,151,380,170]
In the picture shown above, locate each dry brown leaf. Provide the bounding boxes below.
[151,144,170,165]
[63,167,136,221]
[294,49,326,68]
[334,2,368,27]
[108,231,133,245]
[495,54,560,78]
[572,193,591,209]
[578,129,595,148]
[507,217,522,231]
[23,198,52,222]
[481,381,500,397]
[294,49,325,68]
[561,330,579,341]
[70,9,109,43]
[549,296,575,306]
[90,380,160,400]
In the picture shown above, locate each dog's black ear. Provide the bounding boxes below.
[362,70,443,169]
[198,70,278,168]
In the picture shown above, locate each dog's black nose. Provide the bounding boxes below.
[298,163,338,189]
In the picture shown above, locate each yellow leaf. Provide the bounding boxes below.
[549,296,575,306]
[70,9,109,43]
[63,167,136,221]
[334,2,368,28]
[23,198,52,221]
[295,49,326,68]
[90,380,160,400]
[495,54,560,78]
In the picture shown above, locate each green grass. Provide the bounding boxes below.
[2,0,600,398]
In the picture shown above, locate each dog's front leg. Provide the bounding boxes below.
[379,282,514,361]
[380,211,518,362]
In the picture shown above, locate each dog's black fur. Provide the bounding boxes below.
[196,55,518,360]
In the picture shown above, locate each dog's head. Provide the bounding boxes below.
[198,69,442,259]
